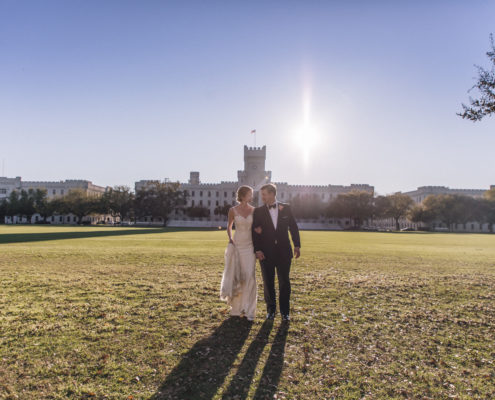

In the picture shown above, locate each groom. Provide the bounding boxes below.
[252,183,301,322]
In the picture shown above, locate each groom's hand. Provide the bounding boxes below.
[255,251,265,260]
[294,247,301,258]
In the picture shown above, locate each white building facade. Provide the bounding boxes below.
[1,176,109,224]
[0,176,107,200]
[135,145,375,229]
[403,185,490,204]
[374,185,495,232]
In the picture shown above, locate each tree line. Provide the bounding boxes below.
[1,183,494,232]
[0,182,188,226]
[289,188,495,232]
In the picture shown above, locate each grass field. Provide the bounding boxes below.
[1,225,494,399]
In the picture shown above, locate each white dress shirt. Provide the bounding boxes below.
[267,200,278,230]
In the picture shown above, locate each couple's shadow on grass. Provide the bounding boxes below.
[150,316,289,400]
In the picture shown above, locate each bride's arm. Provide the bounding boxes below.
[227,207,235,244]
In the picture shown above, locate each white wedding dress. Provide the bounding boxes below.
[220,208,257,320]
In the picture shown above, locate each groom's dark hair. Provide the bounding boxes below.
[260,183,277,195]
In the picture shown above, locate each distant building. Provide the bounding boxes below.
[376,184,494,233]
[403,185,488,204]
[135,144,374,228]
[0,176,107,199]
[0,176,109,224]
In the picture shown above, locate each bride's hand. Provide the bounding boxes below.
[229,238,235,245]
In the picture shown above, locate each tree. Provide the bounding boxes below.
[134,181,187,226]
[18,189,37,223]
[327,190,374,228]
[99,186,135,223]
[60,189,98,224]
[485,187,495,202]
[214,204,231,217]
[384,193,414,231]
[480,188,495,233]
[290,193,326,219]
[408,204,436,227]
[458,33,495,121]
[33,189,50,222]
[186,206,210,218]
[6,190,20,222]
[0,199,7,224]
[373,195,391,220]
[421,194,476,232]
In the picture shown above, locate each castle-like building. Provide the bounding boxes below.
[135,145,375,220]
[402,185,492,204]
[1,144,492,230]
[0,176,107,200]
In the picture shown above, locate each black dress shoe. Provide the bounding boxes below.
[282,314,290,321]
[266,312,275,320]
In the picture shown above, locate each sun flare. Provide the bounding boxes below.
[293,123,320,164]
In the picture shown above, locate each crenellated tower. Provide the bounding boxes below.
[237,145,271,189]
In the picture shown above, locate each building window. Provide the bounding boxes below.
[208,191,211,197]
[200,200,203,206]
[192,191,195,196]
[53,189,56,195]
[232,191,235,197]
[61,189,64,195]
[216,191,219,197]
[224,191,227,197]
[192,200,195,206]
[216,200,219,206]
[200,191,203,197]
[208,200,211,206]
[231,200,235,205]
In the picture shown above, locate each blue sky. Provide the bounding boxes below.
[1,0,494,195]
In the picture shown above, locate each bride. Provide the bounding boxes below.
[220,185,257,321]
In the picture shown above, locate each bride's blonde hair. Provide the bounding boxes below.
[236,185,253,202]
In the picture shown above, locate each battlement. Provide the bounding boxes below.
[21,179,92,185]
[181,181,237,187]
[416,186,486,193]
[279,183,374,190]
[244,145,266,155]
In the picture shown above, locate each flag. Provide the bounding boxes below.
[250,129,256,134]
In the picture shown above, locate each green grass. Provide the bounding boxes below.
[1,225,494,399]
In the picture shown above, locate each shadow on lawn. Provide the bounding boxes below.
[0,226,208,244]
[151,318,289,400]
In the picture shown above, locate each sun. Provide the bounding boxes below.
[293,123,320,164]
[290,82,323,165]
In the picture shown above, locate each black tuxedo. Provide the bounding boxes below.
[251,201,301,316]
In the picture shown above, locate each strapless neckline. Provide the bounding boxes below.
[235,213,253,220]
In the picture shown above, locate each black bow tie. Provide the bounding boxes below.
[268,203,277,209]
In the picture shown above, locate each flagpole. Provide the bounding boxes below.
[251,129,257,147]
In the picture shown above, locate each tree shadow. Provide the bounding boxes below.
[252,322,290,400]
[150,316,252,400]
[0,226,204,244]
[221,320,274,400]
